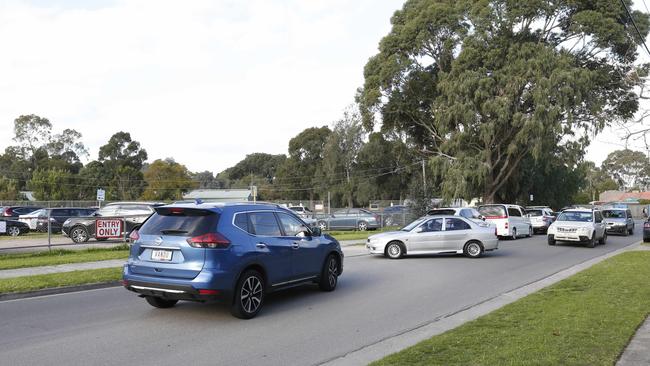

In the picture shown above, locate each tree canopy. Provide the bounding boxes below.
[358,0,650,203]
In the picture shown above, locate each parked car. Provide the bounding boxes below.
[477,204,532,239]
[288,206,318,227]
[316,208,380,231]
[382,205,411,227]
[0,219,30,236]
[643,219,650,242]
[602,208,635,236]
[62,202,163,243]
[547,209,606,248]
[366,215,498,259]
[18,209,47,230]
[1,206,43,218]
[122,202,344,319]
[525,207,555,234]
[20,208,97,233]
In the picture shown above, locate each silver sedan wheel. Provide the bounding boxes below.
[8,226,20,236]
[318,221,327,231]
[241,275,263,314]
[358,221,368,231]
[386,242,403,259]
[465,242,482,258]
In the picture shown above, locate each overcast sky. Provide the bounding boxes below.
[0,0,648,174]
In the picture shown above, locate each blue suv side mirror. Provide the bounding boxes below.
[311,227,322,237]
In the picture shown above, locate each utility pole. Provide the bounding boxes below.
[422,159,427,192]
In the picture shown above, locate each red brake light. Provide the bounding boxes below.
[129,230,140,241]
[198,289,219,295]
[485,215,508,219]
[187,233,230,249]
[170,208,185,214]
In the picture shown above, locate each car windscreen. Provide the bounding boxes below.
[478,205,507,218]
[402,217,427,231]
[139,208,220,237]
[557,211,593,222]
[602,210,625,219]
[526,209,543,217]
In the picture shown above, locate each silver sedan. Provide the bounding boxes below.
[366,215,499,259]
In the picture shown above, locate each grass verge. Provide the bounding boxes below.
[0,232,50,240]
[328,227,399,241]
[372,251,650,366]
[0,245,129,270]
[0,267,122,294]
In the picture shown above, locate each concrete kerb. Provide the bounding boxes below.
[320,241,645,366]
[0,281,121,302]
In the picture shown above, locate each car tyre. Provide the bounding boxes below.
[384,217,394,227]
[629,228,634,235]
[599,232,607,245]
[385,241,404,259]
[70,226,89,243]
[145,296,178,308]
[547,236,556,246]
[8,226,21,237]
[587,234,596,248]
[318,254,339,292]
[464,241,483,258]
[231,269,265,319]
[317,221,327,231]
[357,221,368,231]
[527,226,533,237]
[511,228,517,240]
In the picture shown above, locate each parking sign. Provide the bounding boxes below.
[96,219,122,238]
[97,189,106,201]
[0,221,5,234]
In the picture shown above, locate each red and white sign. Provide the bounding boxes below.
[96,219,123,238]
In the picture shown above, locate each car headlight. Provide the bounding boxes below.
[547,225,556,234]
[578,227,591,235]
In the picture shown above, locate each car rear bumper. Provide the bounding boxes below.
[122,265,234,302]
[123,279,226,302]
[605,226,628,234]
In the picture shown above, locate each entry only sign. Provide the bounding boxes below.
[96,219,122,239]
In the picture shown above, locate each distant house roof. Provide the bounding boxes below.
[183,189,252,202]
[599,190,650,202]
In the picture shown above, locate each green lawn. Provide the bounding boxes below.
[372,251,650,366]
[0,232,50,241]
[0,245,129,270]
[328,227,399,241]
[0,267,122,294]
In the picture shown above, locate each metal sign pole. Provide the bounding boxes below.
[47,209,52,252]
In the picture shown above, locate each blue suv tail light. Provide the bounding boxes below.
[187,232,230,249]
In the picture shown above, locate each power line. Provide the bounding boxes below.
[620,0,650,58]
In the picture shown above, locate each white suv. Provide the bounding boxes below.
[547,209,606,248]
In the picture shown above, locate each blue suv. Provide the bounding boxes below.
[122,202,344,319]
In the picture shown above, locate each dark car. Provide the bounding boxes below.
[123,202,344,319]
[0,219,30,236]
[62,202,163,243]
[316,208,380,231]
[1,206,43,218]
[644,219,650,242]
[31,208,97,233]
[382,205,411,227]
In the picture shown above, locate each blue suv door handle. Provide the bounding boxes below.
[256,243,267,249]
[292,242,300,249]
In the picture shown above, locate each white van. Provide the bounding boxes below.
[478,204,532,239]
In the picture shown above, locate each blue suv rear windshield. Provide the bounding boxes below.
[139,208,220,237]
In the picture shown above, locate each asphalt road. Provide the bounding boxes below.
[0,228,643,366]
